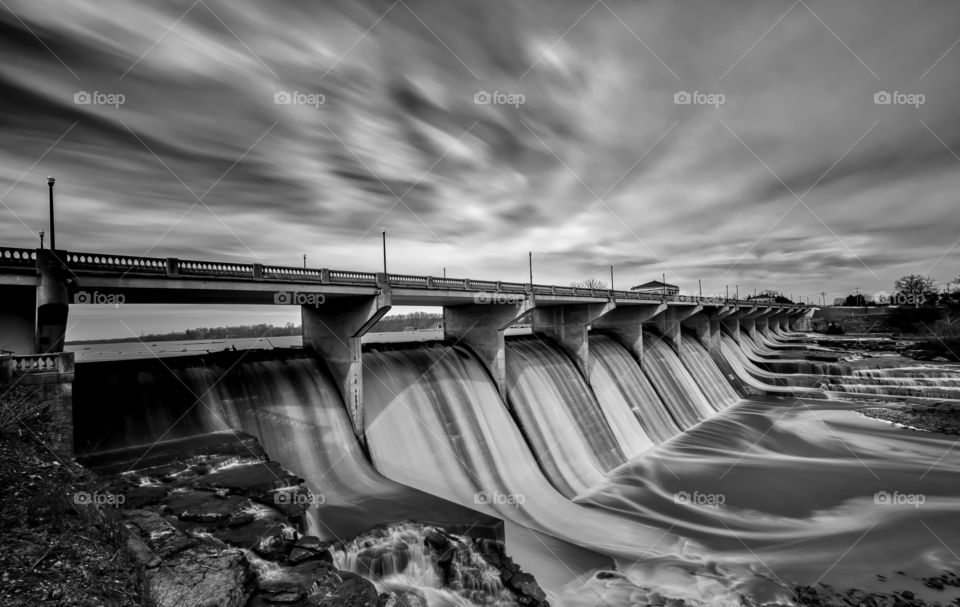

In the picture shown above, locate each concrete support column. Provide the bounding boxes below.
[35,250,70,354]
[657,305,702,352]
[591,302,666,367]
[301,290,392,441]
[530,302,613,378]
[443,299,532,400]
[790,309,815,331]
[0,286,38,354]
[681,309,721,354]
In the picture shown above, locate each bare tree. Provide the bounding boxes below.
[894,274,935,307]
[571,278,607,289]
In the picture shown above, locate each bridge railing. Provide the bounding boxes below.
[67,252,167,274]
[0,352,74,382]
[0,247,37,267]
[0,247,814,309]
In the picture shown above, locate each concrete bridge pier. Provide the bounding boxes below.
[530,302,614,379]
[0,286,37,355]
[656,305,703,352]
[683,306,733,355]
[443,299,533,400]
[790,308,816,331]
[36,250,70,354]
[738,307,769,342]
[301,290,392,441]
[590,302,667,366]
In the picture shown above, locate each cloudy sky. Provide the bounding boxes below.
[2,0,959,337]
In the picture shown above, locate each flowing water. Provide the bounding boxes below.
[74,352,490,539]
[74,329,960,606]
[588,334,682,445]
[677,334,739,410]
[640,331,715,428]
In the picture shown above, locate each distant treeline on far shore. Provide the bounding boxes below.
[68,312,444,345]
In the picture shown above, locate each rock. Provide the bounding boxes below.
[123,509,197,558]
[255,580,307,604]
[145,546,252,607]
[379,590,428,607]
[123,484,169,509]
[214,518,286,551]
[165,490,250,523]
[307,565,379,607]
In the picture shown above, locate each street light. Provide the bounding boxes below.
[46,175,56,250]
[381,228,387,274]
[39,231,44,249]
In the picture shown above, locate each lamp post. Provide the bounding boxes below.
[46,175,56,250]
[39,231,44,249]
[609,265,614,291]
[381,228,387,274]
[528,252,533,287]
[303,253,307,268]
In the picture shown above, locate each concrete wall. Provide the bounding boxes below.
[0,286,36,354]
[0,353,75,457]
[301,292,391,440]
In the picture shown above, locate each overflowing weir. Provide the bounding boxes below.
[66,323,960,606]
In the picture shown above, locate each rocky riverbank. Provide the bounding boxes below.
[860,402,960,436]
[96,433,550,606]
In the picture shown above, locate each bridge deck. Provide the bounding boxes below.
[0,247,811,310]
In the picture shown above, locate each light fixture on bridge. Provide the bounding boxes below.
[39,231,45,249]
[381,228,387,275]
[46,175,56,251]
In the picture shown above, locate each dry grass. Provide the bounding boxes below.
[0,387,51,435]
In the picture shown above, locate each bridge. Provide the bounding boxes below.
[1,246,815,452]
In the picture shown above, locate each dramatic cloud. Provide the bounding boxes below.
[2,0,959,336]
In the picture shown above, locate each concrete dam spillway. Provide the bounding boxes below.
[7,248,960,605]
[68,319,960,605]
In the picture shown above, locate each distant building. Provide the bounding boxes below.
[631,280,679,295]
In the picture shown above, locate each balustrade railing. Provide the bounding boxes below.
[0,352,73,382]
[0,247,812,309]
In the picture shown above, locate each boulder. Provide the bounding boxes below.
[122,509,196,559]
[145,546,252,607]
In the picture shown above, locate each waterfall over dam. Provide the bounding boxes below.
[68,325,960,606]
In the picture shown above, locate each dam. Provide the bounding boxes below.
[3,246,959,606]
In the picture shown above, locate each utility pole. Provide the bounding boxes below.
[610,265,614,291]
[698,278,702,300]
[528,252,533,287]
